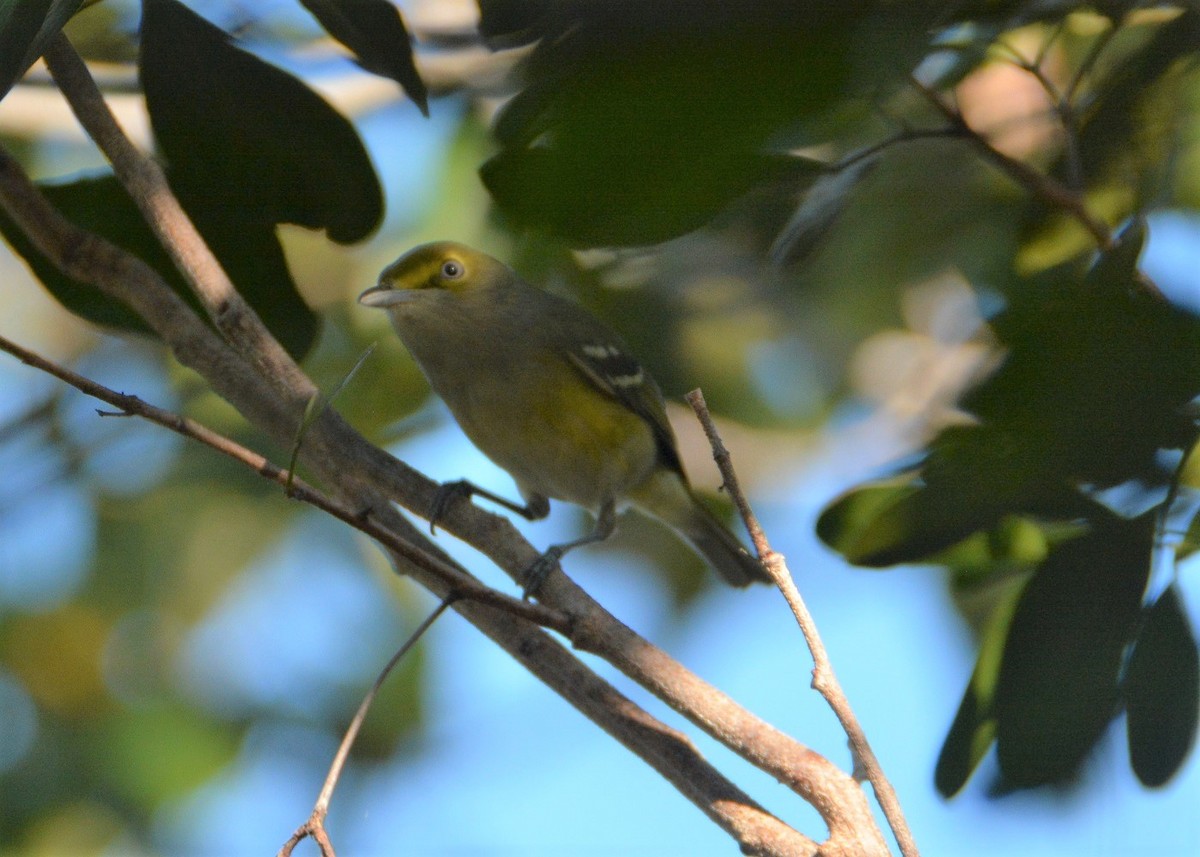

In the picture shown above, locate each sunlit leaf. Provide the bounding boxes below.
[936,577,1024,796]
[97,703,239,807]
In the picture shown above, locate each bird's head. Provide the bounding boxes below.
[358,241,509,310]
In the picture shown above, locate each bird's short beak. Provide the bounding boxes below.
[358,284,417,308]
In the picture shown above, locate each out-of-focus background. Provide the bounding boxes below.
[1,1,1198,854]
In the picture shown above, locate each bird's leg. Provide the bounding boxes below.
[428,480,550,535]
[522,499,617,600]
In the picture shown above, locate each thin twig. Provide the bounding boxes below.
[909,74,1112,250]
[42,34,311,394]
[0,136,828,857]
[830,127,962,174]
[279,595,459,857]
[1005,47,1085,191]
[9,40,895,853]
[1066,19,1117,103]
[0,332,570,634]
[287,344,376,495]
[686,389,920,857]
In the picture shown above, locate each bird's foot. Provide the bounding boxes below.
[521,546,564,601]
[428,479,475,535]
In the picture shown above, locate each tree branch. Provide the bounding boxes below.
[0,148,816,852]
[42,34,310,395]
[2,34,895,855]
[280,596,460,857]
[909,73,1113,251]
[687,390,916,857]
[0,332,569,633]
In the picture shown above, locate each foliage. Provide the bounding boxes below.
[479,0,1200,796]
[1,0,1199,853]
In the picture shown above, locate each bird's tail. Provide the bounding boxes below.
[629,471,770,587]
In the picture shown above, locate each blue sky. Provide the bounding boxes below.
[1,9,1199,853]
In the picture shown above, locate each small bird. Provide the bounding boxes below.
[358,241,768,591]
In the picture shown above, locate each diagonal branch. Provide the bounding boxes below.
[42,34,310,396]
[5,33,898,855]
[0,332,568,633]
[0,142,817,853]
[909,73,1113,251]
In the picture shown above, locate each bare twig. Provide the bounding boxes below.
[286,344,376,495]
[0,35,904,854]
[0,332,570,634]
[830,127,961,174]
[1066,19,1117,103]
[1002,46,1085,191]
[909,73,1113,250]
[279,596,459,857]
[42,34,312,396]
[686,389,918,857]
[0,145,827,856]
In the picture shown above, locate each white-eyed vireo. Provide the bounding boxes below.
[358,241,768,590]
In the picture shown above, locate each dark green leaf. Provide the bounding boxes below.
[936,684,994,798]
[993,513,1152,788]
[184,210,320,361]
[1125,585,1199,787]
[0,174,318,358]
[0,173,177,334]
[480,3,893,246]
[1076,7,1200,186]
[140,0,383,244]
[298,0,427,115]
[0,0,82,101]
[476,0,550,48]
[815,475,993,568]
[818,425,1091,568]
[964,237,1200,493]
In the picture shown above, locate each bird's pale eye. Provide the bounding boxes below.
[440,259,465,280]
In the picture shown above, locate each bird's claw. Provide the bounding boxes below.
[428,479,473,535]
[521,547,564,601]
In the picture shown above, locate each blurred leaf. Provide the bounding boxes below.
[824,226,1200,575]
[969,223,1200,491]
[816,476,929,567]
[993,512,1152,788]
[1,604,111,717]
[0,175,162,335]
[0,0,83,100]
[480,3,923,246]
[140,0,383,244]
[0,174,318,359]
[94,703,239,807]
[298,0,428,114]
[1125,585,1199,787]
[769,157,875,265]
[1075,7,1200,192]
[476,0,549,47]
[818,428,1090,568]
[936,575,1024,796]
